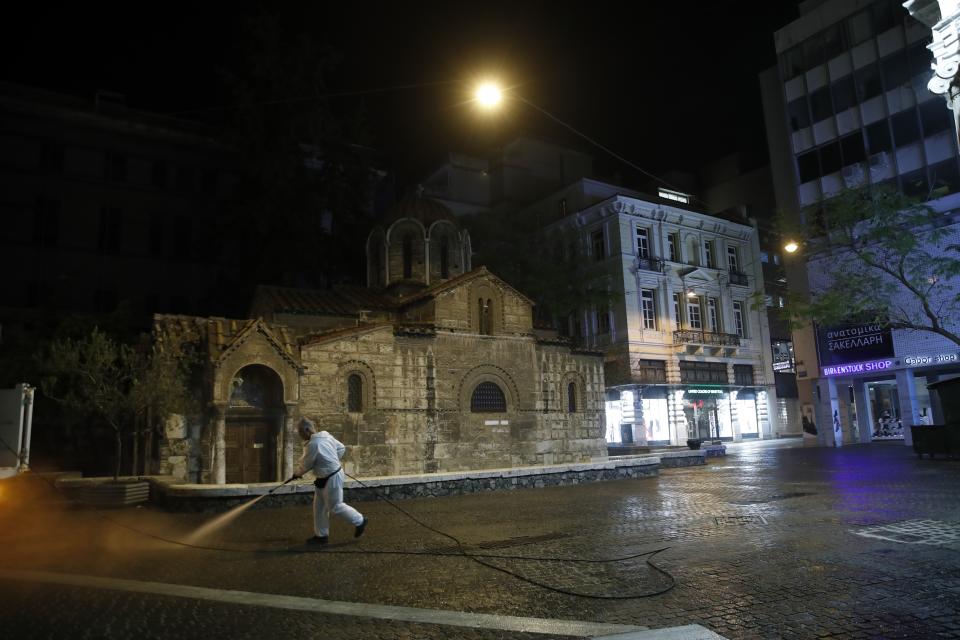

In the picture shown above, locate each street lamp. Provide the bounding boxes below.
[474,82,503,108]
[783,240,800,254]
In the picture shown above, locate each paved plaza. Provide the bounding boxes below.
[1,439,959,639]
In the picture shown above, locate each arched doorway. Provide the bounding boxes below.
[226,365,284,483]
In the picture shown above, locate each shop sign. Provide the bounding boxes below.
[822,359,894,377]
[903,353,959,367]
[816,322,894,367]
[686,387,725,395]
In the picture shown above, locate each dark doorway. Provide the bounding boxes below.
[225,420,275,484]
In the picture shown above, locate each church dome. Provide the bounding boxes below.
[378,193,457,228]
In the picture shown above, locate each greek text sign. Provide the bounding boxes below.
[822,359,894,377]
[816,323,894,367]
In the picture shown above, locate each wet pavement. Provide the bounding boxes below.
[1,439,959,639]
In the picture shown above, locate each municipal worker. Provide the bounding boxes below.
[293,418,367,546]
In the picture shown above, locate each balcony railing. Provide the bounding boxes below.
[673,330,741,347]
[728,269,749,286]
[636,256,664,273]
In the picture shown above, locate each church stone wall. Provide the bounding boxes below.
[299,326,606,477]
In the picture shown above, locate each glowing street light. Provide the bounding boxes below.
[783,240,800,254]
[474,82,503,108]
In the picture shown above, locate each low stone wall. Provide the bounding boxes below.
[150,458,660,512]
[657,450,708,467]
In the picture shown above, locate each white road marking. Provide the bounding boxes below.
[0,569,645,637]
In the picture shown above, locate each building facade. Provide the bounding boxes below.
[0,82,232,324]
[522,179,779,447]
[762,0,960,445]
[153,196,607,484]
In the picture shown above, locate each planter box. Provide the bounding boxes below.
[78,480,150,507]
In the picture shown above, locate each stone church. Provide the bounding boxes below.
[155,195,608,484]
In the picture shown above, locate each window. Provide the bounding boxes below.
[591,229,605,261]
[798,150,820,183]
[567,382,577,413]
[727,245,740,272]
[819,141,841,176]
[658,188,690,203]
[704,240,714,267]
[871,0,898,35]
[840,132,866,165]
[636,227,650,258]
[846,10,873,45]
[780,45,805,80]
[640,289,656,329]
[686,297,702,330]
[803,33,825,70]
[866,120,893,155]
[821,24,844,61]
[734,365,754,386]
[440,236,450,279]
[920,99,954,136]
[637,359,667,383]
[672,292,682,330]
[597,304,611,334]
[901,168,929,198]
[831,75,857,113]
[881,49,910,89]
[668,233,681,262]
[810,87,833,122]
[930,159,960,198]
[347,374,363,412]
[707,298,720,333]
[855,63,883,102]
[33,198,60,247]
[892,108,921,147]
[402,234,413,279]
[733,301,746,338]
[478,298,493,335]
[679,361,728,384]
[98,207,122,253]
[787,97,810,132]
[471,382,506,412]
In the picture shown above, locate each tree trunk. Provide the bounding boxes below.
[144,407,153,476]
[132,415,140,478]
[114,432,122,482]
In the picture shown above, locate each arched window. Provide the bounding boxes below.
[567,382,577,413]
[478,298,493,335]
[402,234,413,279]
[372,243,382,286]
[471,382,506,412]
[440,236,450,279]
[347,374,363,412]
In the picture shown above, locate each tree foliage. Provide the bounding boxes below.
[38,327,197,480]
[783,185,960,345]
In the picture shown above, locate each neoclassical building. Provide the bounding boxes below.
[154,195,607,484]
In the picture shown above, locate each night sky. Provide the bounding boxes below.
[2,1,798,188]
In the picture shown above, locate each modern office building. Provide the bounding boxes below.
[761,0,960,445]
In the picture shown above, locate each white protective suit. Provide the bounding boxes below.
[296,430,364,538]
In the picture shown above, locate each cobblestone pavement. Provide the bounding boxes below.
[1,440,959,639]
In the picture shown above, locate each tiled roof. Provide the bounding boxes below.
[253,285,396,316]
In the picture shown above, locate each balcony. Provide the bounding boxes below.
[673,330,740,354]
[636,256,664,273]
[728,269,749,286]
